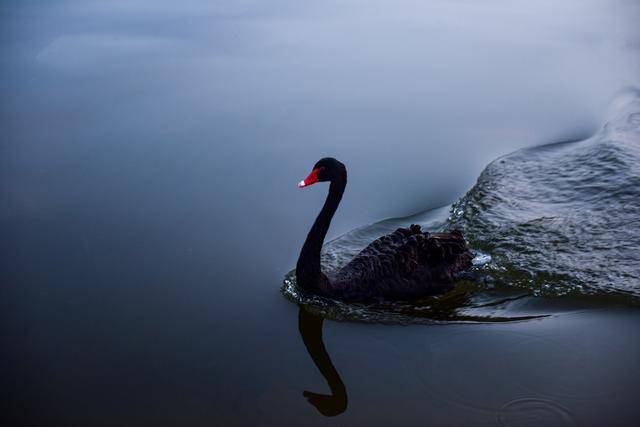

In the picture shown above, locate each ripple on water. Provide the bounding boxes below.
[497,398,574,427]
[449,89,640,300]
[282,89,640,323]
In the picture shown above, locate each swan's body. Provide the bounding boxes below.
[296,158,473,302]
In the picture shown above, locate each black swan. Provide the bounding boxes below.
[296,157,473,301]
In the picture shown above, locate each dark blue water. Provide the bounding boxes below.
[2,2,640,426]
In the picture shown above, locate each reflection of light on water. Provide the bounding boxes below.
[283,268,547,324]
[472,252,492,266]
[450,89,640,301]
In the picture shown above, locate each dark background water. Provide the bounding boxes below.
[2,1,640,425]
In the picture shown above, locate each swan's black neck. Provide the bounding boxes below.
[296,172,346,291]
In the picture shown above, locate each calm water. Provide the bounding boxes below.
[2,1,640,426]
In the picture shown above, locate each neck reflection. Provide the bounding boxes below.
[298,307,348,417]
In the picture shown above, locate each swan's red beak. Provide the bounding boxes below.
[298,167,323,188]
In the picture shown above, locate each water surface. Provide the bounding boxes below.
[2,1,640,425]
[284,90,640,325]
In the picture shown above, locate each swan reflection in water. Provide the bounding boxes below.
[298,307,348,416]
[295,296,552,420]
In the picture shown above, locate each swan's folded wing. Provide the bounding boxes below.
[330,225,471,299]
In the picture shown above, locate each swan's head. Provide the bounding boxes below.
[298,157,346,188]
